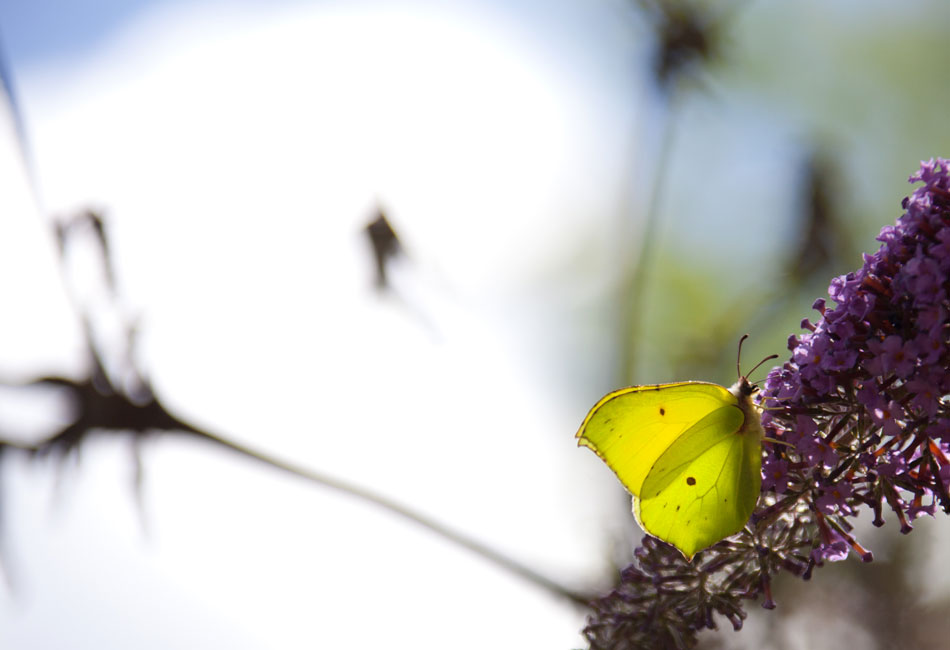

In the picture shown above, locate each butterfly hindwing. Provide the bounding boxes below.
[639,405,743,497]
[635,403,759,559]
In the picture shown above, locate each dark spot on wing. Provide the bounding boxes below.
[686,476,696,486]
[675,505,680,511]
[659,407,665,416]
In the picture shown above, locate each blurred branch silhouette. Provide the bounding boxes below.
[0,34,42,213]
[784,147,852,286]
[620,0,745,384]
[0,209,595,608]
[637,0,723,92]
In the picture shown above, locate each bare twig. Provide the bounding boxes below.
[0,209,597,608]
[7,362,595,607]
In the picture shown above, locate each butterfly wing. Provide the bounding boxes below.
[577,381,762,560]
[635,403,761,560]
[576,382,737,497]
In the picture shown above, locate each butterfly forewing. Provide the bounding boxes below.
[576,382,736,497]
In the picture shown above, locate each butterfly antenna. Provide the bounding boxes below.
[737,334,778,382]
[736,334,750,380]
[746,354,779,382]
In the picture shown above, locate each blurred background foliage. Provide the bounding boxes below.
[575,1,950,647]
[1,0,950,648]
[604,0,950,390]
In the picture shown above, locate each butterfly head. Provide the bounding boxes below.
[735,334,778,391]
[733,334,778,408]
[730,376,758,399]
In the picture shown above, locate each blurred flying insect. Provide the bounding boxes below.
[364,208,404,291]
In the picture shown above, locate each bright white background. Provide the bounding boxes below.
[0,1,641,648]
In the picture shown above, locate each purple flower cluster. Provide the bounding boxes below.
[583,160,950,650]
[760,158,950,560]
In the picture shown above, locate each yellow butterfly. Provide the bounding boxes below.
[576,349,772,561]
